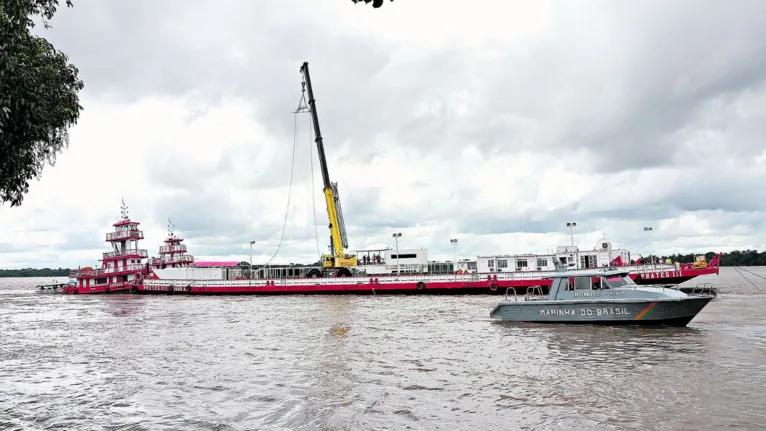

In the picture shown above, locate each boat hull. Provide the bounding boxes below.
[489,296,714,326]
[60,283,137,295]
[137,279,534,295]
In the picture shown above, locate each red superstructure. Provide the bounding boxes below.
[62,200,149,294]
[149,220,195,270]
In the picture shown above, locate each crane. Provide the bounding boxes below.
[300,62,357,278]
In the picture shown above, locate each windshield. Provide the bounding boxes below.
[603,275,635,288]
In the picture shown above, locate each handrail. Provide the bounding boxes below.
[103,249,148,259]
[504,287,518,301]
[524,285,545,301]
[106,229,144,241]
[71,264,146,277]
[159,244,187,254]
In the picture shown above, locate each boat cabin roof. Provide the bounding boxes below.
[543,268,632,279]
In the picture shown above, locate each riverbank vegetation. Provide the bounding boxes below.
[0,268,69,277]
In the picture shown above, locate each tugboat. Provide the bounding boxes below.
[148,219,195,270]
[62,200,149,294]
[489,267,715,326]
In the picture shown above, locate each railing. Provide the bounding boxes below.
[102,249,148,259]
[70,264,146,277]
[159,244,187,254]
[524,285,546,301]
[504,287,518,301]
[688,282,716,296]
[146,272,505,288]
[356,263,428,274]
[106,229,144,241]
[143,263,707,288]
[165,254,194,263]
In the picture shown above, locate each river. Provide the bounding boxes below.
[1,267,764,430]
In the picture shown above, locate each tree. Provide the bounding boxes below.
[351,0,393,8]
[0,0,83,207]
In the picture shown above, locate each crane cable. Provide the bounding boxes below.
[247,111,299,275]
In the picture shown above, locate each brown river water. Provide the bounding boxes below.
[1,267,764,430]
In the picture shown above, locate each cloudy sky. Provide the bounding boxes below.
[2,0,766,269]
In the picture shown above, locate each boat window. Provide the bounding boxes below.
[573,276,592,290]
[603,275,635,288]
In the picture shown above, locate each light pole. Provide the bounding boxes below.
[249,240,255,280]
[566,222,577,269]
[393,232,402,276]
[643,226,653,269]
[450,238,458,276]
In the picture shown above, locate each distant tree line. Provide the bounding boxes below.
[635,250,766,267]
[0,267,69,277]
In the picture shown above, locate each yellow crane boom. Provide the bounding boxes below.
[299,62,357,276]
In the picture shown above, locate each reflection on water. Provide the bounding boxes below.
[1,269,765,430]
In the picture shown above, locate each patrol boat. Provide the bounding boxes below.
[489,267,714,326]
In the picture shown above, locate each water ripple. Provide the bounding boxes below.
[1,271,765,430]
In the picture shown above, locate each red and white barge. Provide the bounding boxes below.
[61,202,721,296]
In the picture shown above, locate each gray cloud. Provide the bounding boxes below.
[6,0,765,267]
[41,0,766,173]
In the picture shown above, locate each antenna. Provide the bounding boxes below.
[120,199,129,221]
[168,218,176,238]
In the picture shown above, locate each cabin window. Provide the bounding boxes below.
[488,260,494,268]
[391,253,417,259]
[580,255,598,269]
[573,277,592,290]
[468,262,477,270]
[604,275,633,288]
[517,259,528,269]
[538,258,548,267]
[498,259,508,268]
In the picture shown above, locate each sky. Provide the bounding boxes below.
[2,0,766,269]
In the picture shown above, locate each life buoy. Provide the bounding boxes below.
[416,281,426,291]
[489,283,498,292]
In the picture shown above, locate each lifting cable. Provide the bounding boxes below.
[248,110,299,274]
[249,84,322,275]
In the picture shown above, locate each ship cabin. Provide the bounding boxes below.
[475,237,632,273]
[542,268,636,299]
[353,248,429,275]
[454,259,478,273]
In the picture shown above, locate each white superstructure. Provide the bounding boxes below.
[353,247,428,275]
[473,236,631,273]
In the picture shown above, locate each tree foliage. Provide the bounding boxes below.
[351,0,393,8]
[0,267,69,277]
[635,250,766,267]
[0,0,83,207]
